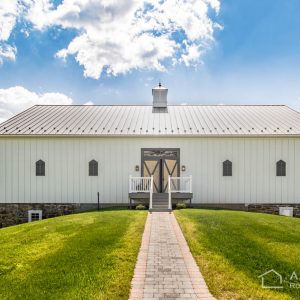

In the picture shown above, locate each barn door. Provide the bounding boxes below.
[142,149,180,193]
[162,159,178,192]
[143,159,160,193]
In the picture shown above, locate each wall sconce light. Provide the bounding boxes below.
[182,165,186,172]
[135,165,140,172]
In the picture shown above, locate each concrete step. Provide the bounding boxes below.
[151,193,170,212]
[153,193,168,198]
[149,208,171,212]
[152,204,169,208]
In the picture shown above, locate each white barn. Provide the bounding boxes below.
[1,84,300,226]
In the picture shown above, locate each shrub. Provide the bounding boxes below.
[136,204,146,210]
[176,202,186,209]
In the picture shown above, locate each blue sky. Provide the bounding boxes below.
[1,0,300,120]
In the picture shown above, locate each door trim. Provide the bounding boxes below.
[141,148,180,193]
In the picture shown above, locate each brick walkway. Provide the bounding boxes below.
[129,212,215,300]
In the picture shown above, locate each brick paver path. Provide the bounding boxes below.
[129,212,215,300]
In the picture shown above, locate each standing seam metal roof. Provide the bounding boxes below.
[1,105,300,136]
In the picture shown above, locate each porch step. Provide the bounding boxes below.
[151,193,169,211]
[149,208,171,212]
[153,194,168,201]
[152,202,168,205]
[152,206,169,210]
[153,193,168,198]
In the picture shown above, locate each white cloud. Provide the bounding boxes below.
[0,0,221,77]
[26,0,221,79]
[0,0,18,64]
[0,44,17,64]
[181,44,202,67]
[0,0,18,41]
[0,86,73,123]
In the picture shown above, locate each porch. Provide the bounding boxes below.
[128,176,193,211]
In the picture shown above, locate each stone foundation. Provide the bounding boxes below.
[193,203,248,211]
[193,203,300,217]
[247,204,300,217]
[1,202,300,228]
[0,203,128,228]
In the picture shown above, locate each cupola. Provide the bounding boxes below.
[152,82,168,112]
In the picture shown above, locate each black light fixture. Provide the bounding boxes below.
[182,165,186,172]
[135,165,140,172]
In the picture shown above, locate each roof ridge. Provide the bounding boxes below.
[32,104,288,107]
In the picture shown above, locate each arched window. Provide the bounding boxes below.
[89,160,98,176]
[276,160,286,176]
[223,160,232,176]
[36,160,45,176]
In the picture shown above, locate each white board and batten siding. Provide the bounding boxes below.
[0,136,300,205]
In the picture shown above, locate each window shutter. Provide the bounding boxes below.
[89,160,98,176]
[223,160,232,176]
[276,160,286,176]
[36,160,45,176]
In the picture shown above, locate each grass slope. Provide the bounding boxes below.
[175,209,300,300]
[0,210,147,300]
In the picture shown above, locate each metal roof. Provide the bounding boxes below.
[1,105,300,136]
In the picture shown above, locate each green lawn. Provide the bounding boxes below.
[175,209,300,300]
[0,210,147,300]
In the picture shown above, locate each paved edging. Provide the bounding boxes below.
[129,212,215,300]
[129,213,152,299]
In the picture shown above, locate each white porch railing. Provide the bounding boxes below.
[168,176,192,210]
[129,176,153,209]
